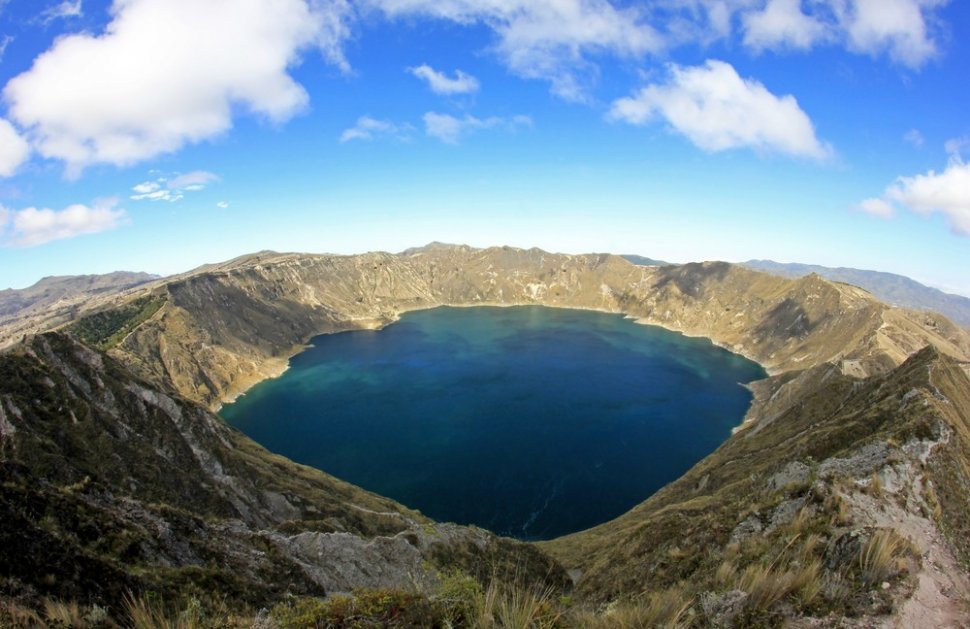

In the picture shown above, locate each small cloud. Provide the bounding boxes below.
[0,118,30,177]
[168,170,219,189]
[339,116,412,143]
[216,201,229,209]
[130,170,219,202]
[0,35,12,62]
[609,59,831,160]
[423,112,530,144]
[903,129,924,149]
[944,136,970,159]
[408,64,480,95]
[886,160,970,236]
[131,181,160,195]
[860,159,970,237]
[857,197,895,219]
[742,0,828,52]
[0,198,127,247]
[39,0,82,24]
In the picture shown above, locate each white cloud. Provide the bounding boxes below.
[0,118,29,177]
[4,0,354,174]
[857,197,895,218]
[739,0,945,67]
[0,198,126,247]
[369,1,948,91]
[609,59,830,159]
[839,0,942,68]
[944,136,969,158]
[339,116,411,142]
[216,201,229,209]
[131,170,219,201]
[422,112,530,143]
[40,0,82,24]
[131,181,160,195]
[0,34,12,62]
[742,0,828,51]
[408,64,480,95]
[168,170,219,189]
[903,128,925,148]
[885,160,970,235]
[364,0,662,100]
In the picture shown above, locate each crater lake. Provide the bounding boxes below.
[220,306,766,540]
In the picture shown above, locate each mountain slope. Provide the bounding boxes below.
[0,272,158,349]
[542,347,970,624]
[744,260,970,327]
[0,333,567,610]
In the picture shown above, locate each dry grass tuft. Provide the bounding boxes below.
[478,581,562,629]
[858,529,907,586]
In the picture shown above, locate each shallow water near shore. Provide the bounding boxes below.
[221,306,766,540]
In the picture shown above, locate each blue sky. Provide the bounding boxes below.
[0,0,968,297]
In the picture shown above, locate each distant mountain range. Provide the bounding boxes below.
[620,254,671,267]
[742,260,970,327]
[0,272,158,348]
[0,272,157,319]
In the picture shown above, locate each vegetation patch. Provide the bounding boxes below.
[68,295,166,350]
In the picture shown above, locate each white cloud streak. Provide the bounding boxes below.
[0,198,126,247]
[609,59,830,160]
[0,118,29,177]
[40,0,82,24]
[408,64,480,94]
[4,0,353,174]
[339,116,412,142]
[130,170,219,202]
[365,0,663,100]
[422,112,530,143]
[0,34,12,62]
[857,197,895,218]
[903,129,925,148]
[944,136,969,158]
[366,0,948,102]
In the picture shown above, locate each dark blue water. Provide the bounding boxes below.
[221,306,765,540]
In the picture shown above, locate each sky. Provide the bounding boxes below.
[0,1,968,297]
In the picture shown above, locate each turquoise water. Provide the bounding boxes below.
[221,306,766,540]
